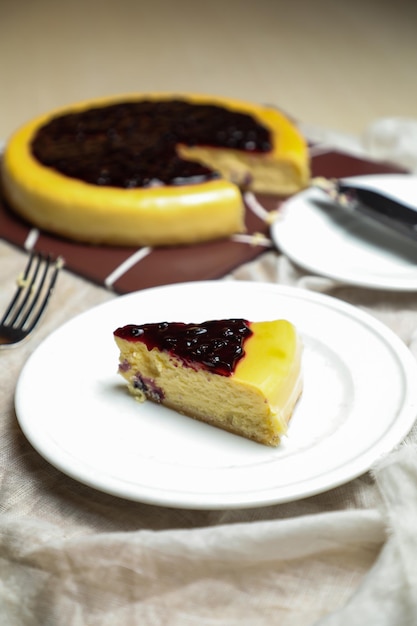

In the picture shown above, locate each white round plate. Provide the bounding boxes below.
[15,281,417,509]
[272,175,417,290]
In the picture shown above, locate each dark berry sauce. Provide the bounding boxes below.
[31,99,272,189]
[114,319,253,376]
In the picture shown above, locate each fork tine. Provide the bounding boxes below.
[8,253,44,327]
[0,252,64,348]
[16,254,50,329]
[24,256,62,333]
[0,251,39,325]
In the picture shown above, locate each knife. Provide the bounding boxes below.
[313,176,417,243]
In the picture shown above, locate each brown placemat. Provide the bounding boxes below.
[0,149,405,294]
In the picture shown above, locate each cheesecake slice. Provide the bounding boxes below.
[2,93,310,247]
[114,318,303,447]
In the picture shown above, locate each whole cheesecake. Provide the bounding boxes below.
[114,318,303,447]
[1,93,310,247]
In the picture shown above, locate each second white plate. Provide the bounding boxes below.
[272,175,417,290]
[15,281,417,509]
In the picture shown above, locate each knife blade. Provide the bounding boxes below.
[313,176,417,243]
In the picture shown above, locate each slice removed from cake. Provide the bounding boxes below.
[114,318,303,447]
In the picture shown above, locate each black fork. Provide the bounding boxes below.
[0,252,64,348]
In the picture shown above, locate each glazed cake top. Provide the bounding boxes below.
[114,319,253,376]
[31,99,272,189]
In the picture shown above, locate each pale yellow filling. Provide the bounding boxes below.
[179,143,308,195]
[178,99,310,196]
[115,320,303,447]
[1,92,310,247]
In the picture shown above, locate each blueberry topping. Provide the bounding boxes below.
[31,99,272,189]
[114,319,253,376]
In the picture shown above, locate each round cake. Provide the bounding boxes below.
[1,93,310,247]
